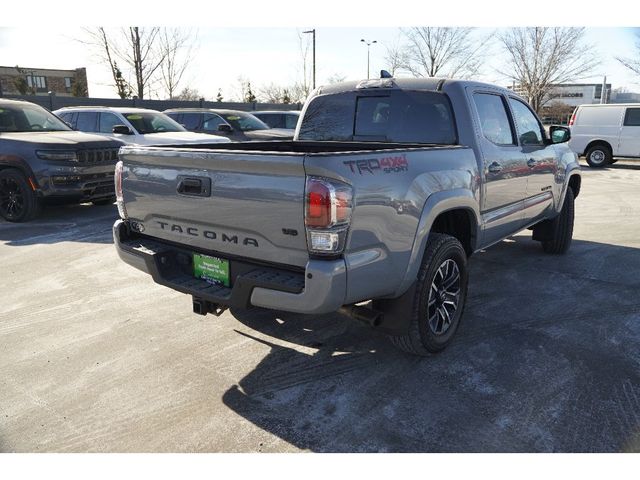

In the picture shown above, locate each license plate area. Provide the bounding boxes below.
[193,253,230,287]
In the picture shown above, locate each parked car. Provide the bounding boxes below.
[568,103,640,167]
[113,76,580,356]
[53,107,230,146]
[164,108,294,141]
[0,99,125,222]
[252,110,300,130]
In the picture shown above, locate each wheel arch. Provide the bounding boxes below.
[0,155,38,184]
[583,139,612,157]
[395,189,480,297]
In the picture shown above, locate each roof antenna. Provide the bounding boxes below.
[380,70,393,79]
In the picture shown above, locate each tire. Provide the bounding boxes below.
[585,144,612,168]
[541,187,575,254]
[388,233,469,356]
[0,168,42,222]
[92,196,116,206]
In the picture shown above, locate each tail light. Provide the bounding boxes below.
[114,160,128,219]
[568,108,577,126]
[305,177,353,255]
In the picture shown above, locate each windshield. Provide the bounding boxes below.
[0,103,72,133]
[122,112,186,134]
[298,90,457,144]
[219,112,269,132]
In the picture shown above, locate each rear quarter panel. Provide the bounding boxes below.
[304,146,480,303]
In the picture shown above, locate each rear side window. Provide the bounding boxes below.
[298,90,456,144]
[257,113,282,128]
[76,112,98,132]
[99,112,122,133]
[623,108,640,126]
[57,112,73,125]
[181,113,202,130]
[285,113,299,129]
[473,93,515,145]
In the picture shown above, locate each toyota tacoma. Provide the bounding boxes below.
[113,76,581,355]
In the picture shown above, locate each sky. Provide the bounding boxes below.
[0,26,638,101]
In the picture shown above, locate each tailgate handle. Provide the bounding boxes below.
[177,176,211,197]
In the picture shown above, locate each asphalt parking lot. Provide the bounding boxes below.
[1,160,639,453]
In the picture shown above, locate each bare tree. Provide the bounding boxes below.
[83,27,168,99]
[259,83,289,103]
[158,28,197,99]
[383,41,410,76]
[326,73,347,84]
[616,32,640,77]
[124,27,167,99]
[297,30,312,98]
[82,28,132,98]
[174,87,202,101]
[400,27,488,78]
[498,27,600,113]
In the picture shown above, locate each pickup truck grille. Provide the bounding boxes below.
[77,148,119,165]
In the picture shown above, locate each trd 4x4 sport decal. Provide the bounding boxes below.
[343,155,409,175]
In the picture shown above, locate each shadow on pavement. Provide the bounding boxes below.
[0,202,118,246]
[222,236,640,452]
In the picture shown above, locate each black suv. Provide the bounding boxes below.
[0,99,124,222]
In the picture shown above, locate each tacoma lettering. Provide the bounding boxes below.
[156,221,258,247]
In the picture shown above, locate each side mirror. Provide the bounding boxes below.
[112,125,133,135]
[549,125,571,144]
[218,124,233,133]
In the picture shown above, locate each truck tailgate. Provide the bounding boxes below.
[119,147,309,268]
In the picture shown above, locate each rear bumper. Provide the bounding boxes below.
[113,219,346,315]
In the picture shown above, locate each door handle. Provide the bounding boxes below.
[177,176,211,197]
[488,162,503,173]
[527,158,537,168]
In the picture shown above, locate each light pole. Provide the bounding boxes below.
[303,29,316,90]
[360,38,377,79]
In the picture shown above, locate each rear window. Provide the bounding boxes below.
[298,90,457,144]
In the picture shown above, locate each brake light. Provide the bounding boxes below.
[305,177,352,228]
[114,160,127,219]
[305,177,353,254]
[569,109,577,126]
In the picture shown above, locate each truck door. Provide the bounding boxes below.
[470,90,528,245]
[507,97,556,223]
[618,107,640,157]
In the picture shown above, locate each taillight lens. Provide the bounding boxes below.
[305,177,353,255]
[568,109,577,126]
[114,160,127,219]
[305,177,352,228]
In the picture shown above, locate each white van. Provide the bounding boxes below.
[568,103,640,167]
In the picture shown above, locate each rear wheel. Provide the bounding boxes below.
[0,168,41,222]
[585,144,612,168]
[388,233,468,356]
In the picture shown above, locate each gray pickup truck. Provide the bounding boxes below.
[113,76,581,355]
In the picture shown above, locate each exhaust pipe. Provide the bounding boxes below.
[339,304,384,327]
